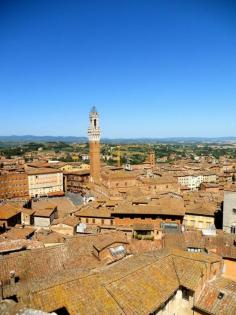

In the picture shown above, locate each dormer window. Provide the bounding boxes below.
[182,288,190,301]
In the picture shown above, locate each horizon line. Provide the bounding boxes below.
[1,135,236,140]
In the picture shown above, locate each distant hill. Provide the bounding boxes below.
[0,135,236,144]
[0,135,88,143]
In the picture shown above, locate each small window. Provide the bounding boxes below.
[231,226,236,234]
[218,292,224,300]
[53,307,70,315]
[182,288,189,301]
[15,276,20,283]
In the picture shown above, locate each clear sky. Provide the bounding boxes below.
[0,0,236,138]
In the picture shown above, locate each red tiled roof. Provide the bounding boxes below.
[0,203,22,220]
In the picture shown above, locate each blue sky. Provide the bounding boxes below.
[0,0,236,138]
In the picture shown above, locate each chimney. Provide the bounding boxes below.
[9,270,16,285]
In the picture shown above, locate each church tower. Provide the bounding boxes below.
[88,106,101,183]
[148,150,156,167]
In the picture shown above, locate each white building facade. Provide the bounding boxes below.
[27,169,63,197]
[177,173,217,190]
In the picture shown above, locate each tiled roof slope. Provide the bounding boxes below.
[1,248,222,315]
[195,277,236,315]
[23,275,125,315]
[0,203,22,219]
[104,255,178,315]
[0,232,129,284]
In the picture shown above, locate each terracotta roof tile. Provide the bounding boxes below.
[92,232,128,252]
[75,206,112,218]
[0,203,22,219]
[195,277,236,315]
[1,226,35,240]
[112,198,185,216]
[185,202,217,216]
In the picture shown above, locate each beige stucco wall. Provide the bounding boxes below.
[21,213,32,225]
[222,258,236,281]
[28,172,63,197]
[51,224,75,236]
[34,216,51,227]
[154,289,194,315]
[184,214,214,230]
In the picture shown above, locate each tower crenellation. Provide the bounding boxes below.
[88,106,101,142]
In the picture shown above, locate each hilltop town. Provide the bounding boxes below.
[1,108,236,315]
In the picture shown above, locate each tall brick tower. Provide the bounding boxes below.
[148,149,156,167]
[88,106,101,183]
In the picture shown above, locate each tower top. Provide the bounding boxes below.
[90,106,98,114]
[88,106,101,141]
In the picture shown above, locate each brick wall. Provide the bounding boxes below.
[0,172,29,199]
[90,141,101,183]
[113,216,181,228]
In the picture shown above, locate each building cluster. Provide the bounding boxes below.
[0,157,91,201]
[1,107,236,314]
